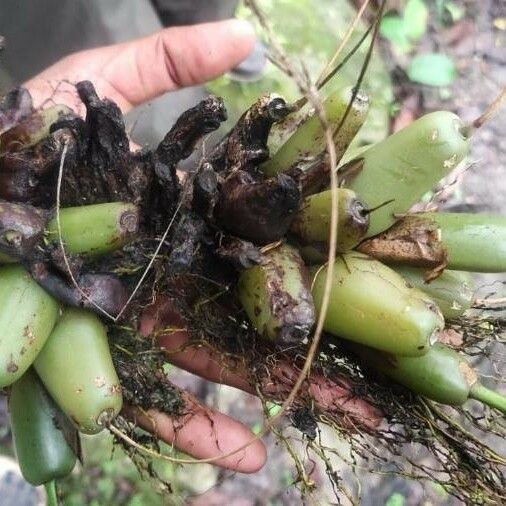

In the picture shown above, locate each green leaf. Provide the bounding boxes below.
[380,15,405,41]
[407,53,457,86]
[380,16,412,53]
[445,2,466,23]
[384,492,405,506]
[404,0,428,40]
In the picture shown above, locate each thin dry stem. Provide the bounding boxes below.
[316,0,371,88]
[471,87,506,130]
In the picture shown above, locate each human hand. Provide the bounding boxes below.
[24,19,256,114]
[23,19,381,474]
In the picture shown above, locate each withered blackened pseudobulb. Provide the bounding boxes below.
[197,95,300,245]
[166,212,208,275]
[1,104,73,153]
[0,200,47,258]
[30,262,129,317]
[76,80,130,167]
[207,94,293,174]
[285,153,331,198]
[225,95,292,174]
[0,131,75,204]
[215,170,301,244]
[58,80,133,204]
[49,81,144,206]
[156,95,226,165]
[153,95,227,208]
[193,162,219,220]
[215,236,262,270]
[78,273,129,315]
[50,83,227,223]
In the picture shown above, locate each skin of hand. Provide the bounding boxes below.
[23,18,383,474]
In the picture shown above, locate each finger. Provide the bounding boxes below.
[140,297,383,429]
[140,296,251,391]
[261,362,383,430]
[99,19,256,110]
[24,20,256,113]
[159,332,382,430]
[123,390,266,473]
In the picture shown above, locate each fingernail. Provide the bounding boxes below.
[228,19,256,40]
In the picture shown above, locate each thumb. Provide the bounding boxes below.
[100,19,256,109]
[24,19,256,113]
